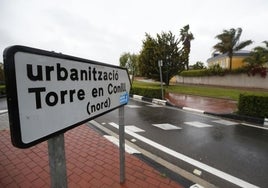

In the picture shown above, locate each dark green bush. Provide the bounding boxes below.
[238,94,268,118]
[0,85,6,95]
[130,86,164,99]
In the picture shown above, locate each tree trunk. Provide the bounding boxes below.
[229,54,233,70]
[131,71,135,84]
[165,70,169,86]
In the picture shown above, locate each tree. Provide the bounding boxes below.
[243,41,268,78]
[244,41,268,67]
[213,28,253,70]
[138,33,159,79]
[119,52,139,83]
[191,61,205,70]
[179,25,194,70]
[139,32,183,86]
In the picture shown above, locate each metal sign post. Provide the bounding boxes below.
[158,60,164,99]
[48,134,67,188]
[119,106,125,183]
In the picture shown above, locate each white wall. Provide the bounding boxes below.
[173,74,268,89]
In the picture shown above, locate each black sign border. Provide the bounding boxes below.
[3,45,131,148]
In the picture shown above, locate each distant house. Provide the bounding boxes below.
[207,50,250,69]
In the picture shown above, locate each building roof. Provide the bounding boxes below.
[207,50,250,63]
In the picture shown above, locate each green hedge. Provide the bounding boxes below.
[180,69,209,77]
[130,86,164,99]
[238,94,268,118]
[179,65,248,77]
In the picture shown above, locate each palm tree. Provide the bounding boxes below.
[179,25,194,70]
[244,41,268,67]
[213,28,253,70]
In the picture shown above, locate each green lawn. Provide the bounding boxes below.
[132,81,268,101]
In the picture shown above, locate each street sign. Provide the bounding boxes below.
[3,45,131,148]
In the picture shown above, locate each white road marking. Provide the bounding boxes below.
[125,125,145,133]
[104,135,140,154]
[152,123,182,130]
[147,104,162,107]
[213,120,238,126]
[132,95,143,100]
[264,118,268,126]
[184,121,213,128]
[126,105,141,108]
[0,109,8,114]
[183,107,204,113]
[108,122,259,188]
[241,123,268,130]
[190,184,204,188]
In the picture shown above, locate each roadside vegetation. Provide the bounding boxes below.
[132,80,268,101]
[0,85,5,95]
[124,26,268,118]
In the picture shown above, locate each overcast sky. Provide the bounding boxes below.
[1,0,267,66]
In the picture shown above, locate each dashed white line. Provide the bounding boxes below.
[104,135,140,154]
[212,119,238,126]
[152,123,181,130]
[125,125,145,133]
[184,121,213,128]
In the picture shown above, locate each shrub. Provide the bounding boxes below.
[179,69,209,77]
[229,67,247,74]
[246,66,267,78]
[208,64,227,76]
[0,85,6,95]
[238,94,268,118]
[180,65,228,77]
[130,86,164,99]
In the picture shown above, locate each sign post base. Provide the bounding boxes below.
[48,133,68,188]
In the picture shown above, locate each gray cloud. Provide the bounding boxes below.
[1,0,268,65]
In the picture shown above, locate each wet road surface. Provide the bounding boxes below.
[92,98,268,188]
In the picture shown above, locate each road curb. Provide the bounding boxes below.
[130,94,268,127]
[131,94,167,106]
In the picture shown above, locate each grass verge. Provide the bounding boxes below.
[132,81,268,101]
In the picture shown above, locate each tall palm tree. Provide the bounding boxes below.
[213,28,253,70]
[244,41,268,67]
[179,25,194,70]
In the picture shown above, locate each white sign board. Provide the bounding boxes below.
[4,46,131,148]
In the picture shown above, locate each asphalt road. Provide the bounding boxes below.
[91,98,268,188]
